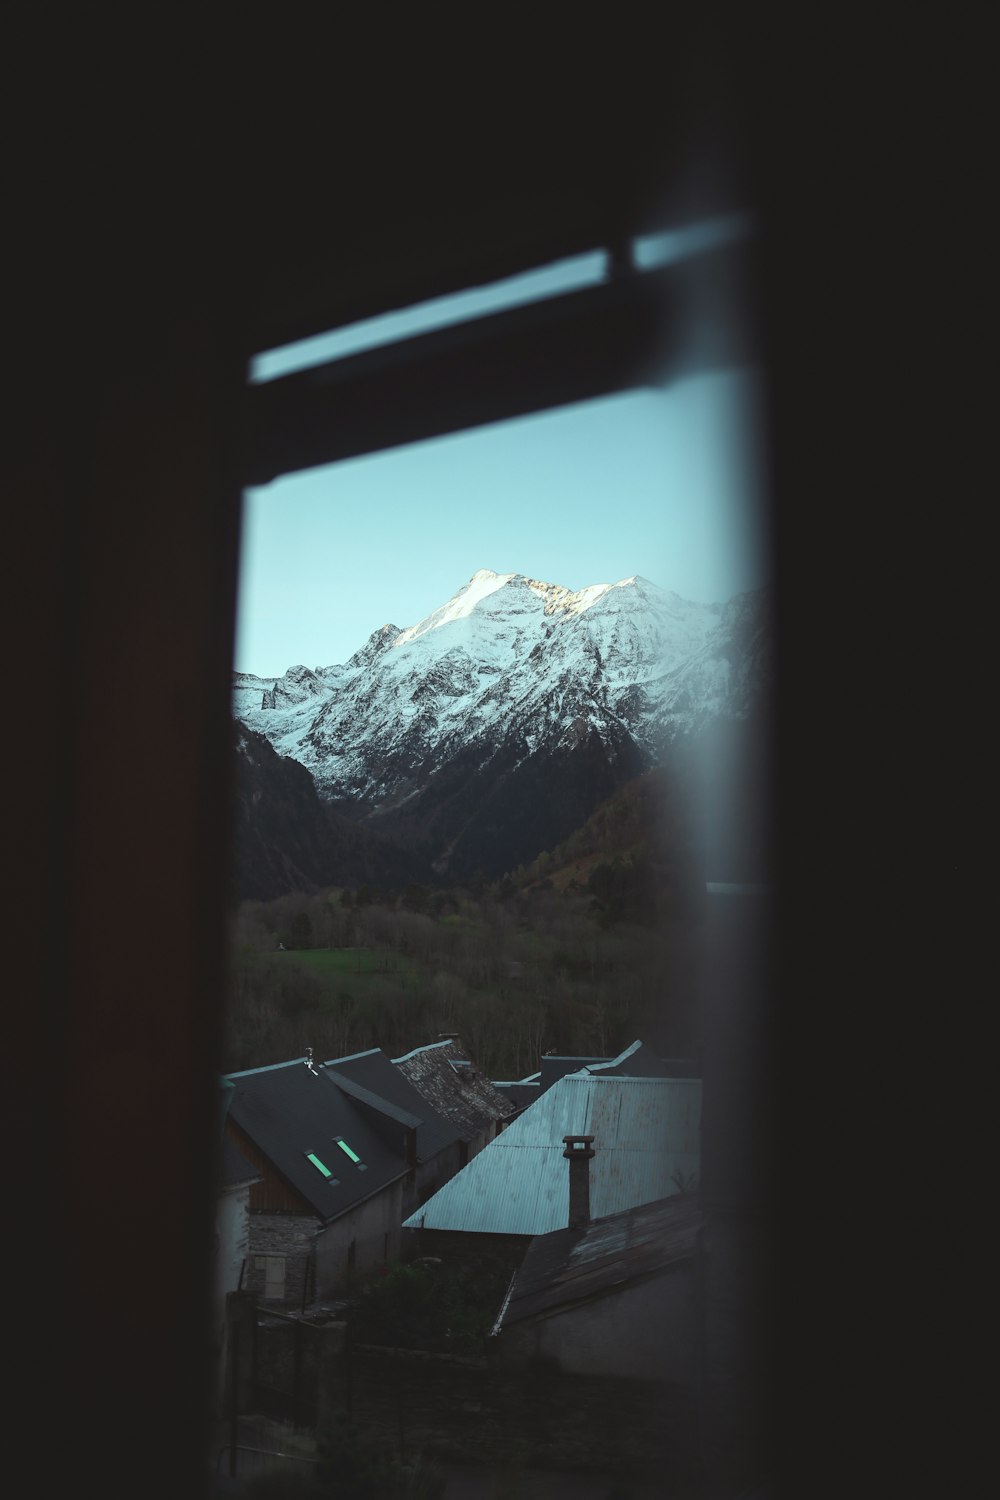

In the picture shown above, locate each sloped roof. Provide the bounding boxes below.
[493,1080,543,1113]
[323,1048,462,1163]
[393,1038,514,1142]
[403,1074,701,1236]
[225,1058,408,1222]
[218,1137,260,1191]
[496,1193,703,1330]
[537,1040,698,1092]
[538,1055,610,1092]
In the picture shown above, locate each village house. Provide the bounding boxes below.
[322,1046,464,1218]
[392,1034,515,1159]
[402,1047,702,1251]
[224,1047,459,1304]
[491,1183,703,1384]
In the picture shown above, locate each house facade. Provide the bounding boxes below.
[225,1056,412,1303]
[225,1047,467,1304]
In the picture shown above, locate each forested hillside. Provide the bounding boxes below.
[226,766,706,1077]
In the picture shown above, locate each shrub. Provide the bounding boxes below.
[314,1418,444,1498]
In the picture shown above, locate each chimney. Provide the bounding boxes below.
[563,1135,596,1228]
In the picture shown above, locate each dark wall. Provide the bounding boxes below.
[8,315,244,1497]
[5,13,781,1499]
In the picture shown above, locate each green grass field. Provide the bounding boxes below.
[276,946,415,977]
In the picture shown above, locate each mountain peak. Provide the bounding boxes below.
[233,564,768,885]
[345,622,401,670]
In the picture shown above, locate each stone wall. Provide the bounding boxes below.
[245,1212,317,1307]
[246,1182,411,1306]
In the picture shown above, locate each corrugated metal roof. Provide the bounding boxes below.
[497,1193,703,1329]
[322,1048,462,1163]
[403,1074,701,1236]
[393,1037,514,1141]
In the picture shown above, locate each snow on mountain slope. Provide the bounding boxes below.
[233,570,767,839]
[233,672,277,721]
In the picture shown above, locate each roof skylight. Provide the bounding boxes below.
[335,1138,364,1167]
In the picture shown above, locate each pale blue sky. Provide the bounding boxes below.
[236,220,767,678]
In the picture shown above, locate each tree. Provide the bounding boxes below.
[288,910,313,949]
[401,883,430,915]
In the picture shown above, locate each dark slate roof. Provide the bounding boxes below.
[225,1058,409,1222]
[219,1137,260,1191]
[393,1037,515,1141]
[323,1067,422,1129]
[323,1048,462,1164]
[497,1193,703,1330]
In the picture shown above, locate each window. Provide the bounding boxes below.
[256,1255,286,1301]
[306,1151,340,1184]
[335,1137,366,1170]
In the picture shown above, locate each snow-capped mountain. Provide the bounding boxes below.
[234,569,769,880]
